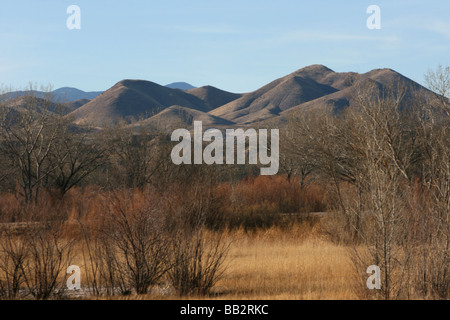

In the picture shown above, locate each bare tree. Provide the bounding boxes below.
[166,172,230,296]
[280,114,317,187]
[106,121,168,190]
[411,66,450,299]
[425,65,450,116]
[47,119,108,197]
[169,228,229,297]
[0,227,27,299]
[343,81,419,299]
[20,220,74,300]
[96,190,172,295]
[0,86,59,202]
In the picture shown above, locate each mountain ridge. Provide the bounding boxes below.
[210,65,433,124]
[67,79,209,126]
[1,87,103,103]
[5,65,432,129]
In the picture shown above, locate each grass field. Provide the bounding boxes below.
[215,228,357,300]
[94,222,359,301]
[1,181,447,300]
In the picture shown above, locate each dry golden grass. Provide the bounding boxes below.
[1,219,360,300]
[99,223,359,300]
[211,226,358,300]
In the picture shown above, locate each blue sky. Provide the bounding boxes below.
[1,0,449,93]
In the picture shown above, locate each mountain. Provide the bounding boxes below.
[67,80,243,127]
[280,67,432,117]
[67,79,209,126]
[209,65,341,124]
[63,65,433,128]
[51,87,103,102]
[210,65,432,124]
[165,82,197,90]
[1,96,74,119]
[1,87,103,103]
[130,105,235,132]
[63,99,92,113]
[186,86,242,111]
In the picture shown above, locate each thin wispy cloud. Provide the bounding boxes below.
[150,24,246,35]
[276,30,400,44]
[0,58,40,73]
[243,29,401,51]
[424,20,450,39]
[386,16,450,39]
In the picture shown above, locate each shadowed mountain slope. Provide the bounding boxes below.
[67,80,209,126]
[130,105,235,132]
[280,67,433,117]
[209,65,342,124]
[210,65,433,124]
[186,85,242,111]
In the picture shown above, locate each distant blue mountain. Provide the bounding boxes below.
[165,82,197,90]
[51,87,103,102]
[3,84,197,102]
[2,87,103,103]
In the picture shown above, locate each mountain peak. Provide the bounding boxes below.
[302,64,334,72]
[292,64,335,77]
[53,87,84,93]
[165,82,197,90]
[115,79,153,87]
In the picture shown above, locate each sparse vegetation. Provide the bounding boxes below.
[0,66,449,300]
